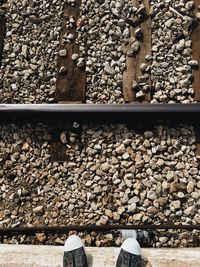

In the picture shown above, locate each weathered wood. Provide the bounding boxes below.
[50,124,82,162]
[50,128,68,162]
[134,0,151,101]
[0,15,6,66]
[192,0,200,101]
[123,26,136,102]
[123,0,151,102]
[195,127,200,157]
[56,1,86,102]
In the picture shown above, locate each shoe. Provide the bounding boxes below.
[136,229,154,247]
[116,238,142,267]
[63,235,88,267]
[121,229,154,247]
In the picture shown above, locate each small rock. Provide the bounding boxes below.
[55,237,64,245]
[176,39,185,51]
[21,45,28,57]
[134,28,142,39]
[194,214,200,223]
[122,152,129,160]
[36,233,46,242]
[113,212,120,221]
[118,19,125,27]
[187,181,195,193]
[59,49,67,57]
[147,191,157,200]
[128,203,137,212]
[184,206,196,216]
[101,162,110,172]
[136,90,144,99]
[123,28,129,38]
[170,200,181,211]
[22,142,29,151]
[159,237,168,244]
[104,64,114,75]
[117,206,125,215]
[143,139,151,148]
[167,171,174,182]
[77,58,85,68]
[33,206,44,215]
[140,63,148,72]
[132,213,142,221]
[105,233,113,241]
[67,33,74,40]
[132,80,138,90]
[136,4,146,15]
[97,215,109,225]
[72,54,79,61]
[105,209,113,218]
[59,66,67,74]
[116,144,126,154]
[131,41,140,53]
[177,191,185,199]
[21,188,30,197]
[188,60,199,67]
[170,182,179,193]
[156,158,165,167]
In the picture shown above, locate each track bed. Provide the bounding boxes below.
[0,122,200,247]
[0,0,200,250]
[0,0,200,103]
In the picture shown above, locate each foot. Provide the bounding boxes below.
[136,229,154,247]
[63,235,88,267]
[121,229,154,247]
[116,238,142,267]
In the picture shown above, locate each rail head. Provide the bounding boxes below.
[0,104,200,123]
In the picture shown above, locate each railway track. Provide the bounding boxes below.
[0,103,200,123]
[0,0,200,248]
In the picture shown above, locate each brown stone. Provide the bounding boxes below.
[22,142,30,151]
[36,233,46,243]
[169,182,179,193]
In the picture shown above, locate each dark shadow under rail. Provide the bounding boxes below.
[0,224,200,236]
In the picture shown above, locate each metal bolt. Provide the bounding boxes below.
[73,122,80,129]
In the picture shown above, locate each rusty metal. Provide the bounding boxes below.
[0,224,200,236]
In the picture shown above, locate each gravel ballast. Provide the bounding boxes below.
[150,0,197,103]
[78,0,133,103]
[0,0,64,103]
[0,123,200,247]
[0,0,199,103]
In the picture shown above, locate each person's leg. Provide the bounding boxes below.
[116,238,142,267]
[63,235,88,267]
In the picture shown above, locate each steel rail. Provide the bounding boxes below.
[0,224,200,236]
[1,103,200,123]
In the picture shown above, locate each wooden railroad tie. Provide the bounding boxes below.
[192,0,200,101]
[50,123,82,162]
[123,0,152,103]
[53,1,86,161]
[0,13,6,67]
[55,0,86,103]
